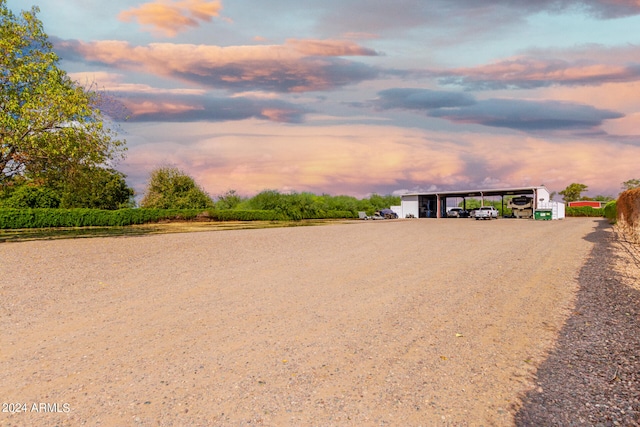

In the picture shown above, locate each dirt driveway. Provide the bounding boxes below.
[1,217,599,426]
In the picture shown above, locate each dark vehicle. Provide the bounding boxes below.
[377,208,398,219]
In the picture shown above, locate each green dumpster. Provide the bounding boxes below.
[534,209,552,220]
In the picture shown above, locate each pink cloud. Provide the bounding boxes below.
[537,82,640,114]
[118,0,223,37]
[287,39,378,56]
[124,99,203,116]
[120,121,640,199]
[436,45,640,90]
[69,71,206,95]
[56,39,380,92]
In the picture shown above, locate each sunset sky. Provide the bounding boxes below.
[8,0,640,199]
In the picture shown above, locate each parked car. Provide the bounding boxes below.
[474,206,499,220]
[378,208,398,219]
[447,207,469,218]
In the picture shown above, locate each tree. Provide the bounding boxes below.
[57,166,134,209]
[559,183,588,202]
[216,189,244,209]
[0,184,60,208]
[459,198,483,209]
[622,179,640,191]
[140,166,213,209]
[0,166,134,209]
[1,1,125,187]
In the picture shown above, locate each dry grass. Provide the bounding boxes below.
[0,219,353,243]
[617,188,640,243]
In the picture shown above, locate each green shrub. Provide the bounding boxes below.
[1,186,61,208]
[140,167,214,209]
[0,208,202,229]
[209,209,356,221]
[0,206,360,229]
[603,201,617,224]
[210,209,284,221]
[311,210,355,219]
[565,206,604,217]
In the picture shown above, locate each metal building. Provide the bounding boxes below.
[399,186,562,219]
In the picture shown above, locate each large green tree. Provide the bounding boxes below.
[57,166,134,209]
[140,166,214,209]
[1,1,125,187]
[559,183,588,202]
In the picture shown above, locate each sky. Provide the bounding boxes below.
[7,0,640,200]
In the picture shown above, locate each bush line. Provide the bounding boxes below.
[0,208,356,229]
[565,206,605,217]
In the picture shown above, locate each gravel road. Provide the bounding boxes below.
[0,217,621,426]
[515,220,640,426]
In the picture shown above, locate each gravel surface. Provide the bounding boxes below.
[515,220,640,426]
[0,217,629,426]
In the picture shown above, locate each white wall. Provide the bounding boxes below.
[400,196,419,218]
[535,187,550,206]
[538,201,565,219]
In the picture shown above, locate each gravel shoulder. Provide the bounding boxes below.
[515,220,640,426]
[0,217,614,426]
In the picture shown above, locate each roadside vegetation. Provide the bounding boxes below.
[0,189,400,229]
[0,166,401,229]
[616,188,640,243]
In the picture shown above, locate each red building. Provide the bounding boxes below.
[567,201,606,208]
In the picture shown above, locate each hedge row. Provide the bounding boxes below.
[212,209,284,221]
[211,209,355,221]
[0,208,202,229]
[565,206,604,217]
[0,208,357,229]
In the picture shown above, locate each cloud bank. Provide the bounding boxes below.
[55,38,381,93]
[436,46,640,90]
[122,93,309,123]
[372,88,624,132]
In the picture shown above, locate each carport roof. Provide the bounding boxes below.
[401,186,547,199]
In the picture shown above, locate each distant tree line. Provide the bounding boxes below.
[1,165,401,223]
[558,180,640,203]
[138,167,400,218]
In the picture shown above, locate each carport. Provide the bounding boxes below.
[400,186,552,219]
